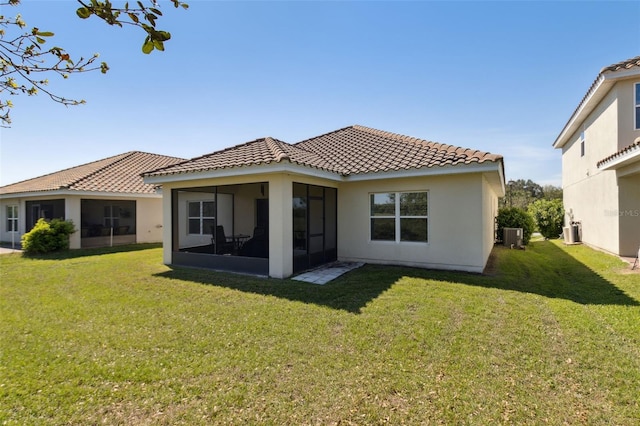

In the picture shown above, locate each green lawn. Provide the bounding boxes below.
[1,241,639,425]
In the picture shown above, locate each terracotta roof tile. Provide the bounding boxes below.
[294,125,502,176]
[597,140,640,168]
[144,137,338,176]
[0,151,185,195]
[600,56,640,73]
[144,125,502,178]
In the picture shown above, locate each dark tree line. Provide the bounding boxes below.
[500,179,562,210]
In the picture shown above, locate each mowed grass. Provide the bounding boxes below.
[1,241,639,425]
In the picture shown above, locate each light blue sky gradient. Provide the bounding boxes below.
[1,0,639,186]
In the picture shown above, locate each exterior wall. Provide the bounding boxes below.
[563,172,620,254]
[232,183,268,236]
[157,170,500,276]
[337,173,490,273]
[618,173,640,256]
[0,197,24,247]
[562,88,618,189]
[136,197,165,244]
[561,78,640,256]
[267,174,293,278]
[67,197,81,249]
[481,174,499,267]
[561,83,621,254]
[0,194,164,249]
[0,195,69,247]
[615,79,640,148]
[159,174,290,277]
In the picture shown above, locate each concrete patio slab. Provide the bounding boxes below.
[292,261,365,285]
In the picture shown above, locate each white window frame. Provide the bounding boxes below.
[370,191,429,243]
[635,83,640,130]
[580,130,585,157]
[187,200,215,235]
[6,205,18,233]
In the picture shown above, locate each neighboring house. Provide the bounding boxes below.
[143,125,505,278]
[0,151,185,249]
[553,56,640,257]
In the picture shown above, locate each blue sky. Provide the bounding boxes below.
[1,0,639,187]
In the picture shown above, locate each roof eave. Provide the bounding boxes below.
[0,189,162,199]
[553,67,640,149]
[142,161,344,185]
[598,147,640,172]
[344,159,504,184]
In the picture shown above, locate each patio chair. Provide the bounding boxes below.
[212,225,234,255]
[239,227,268,258]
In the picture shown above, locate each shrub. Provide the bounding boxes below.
[528,199,564,239]
[496,207,535,245]
[21,218,76,255]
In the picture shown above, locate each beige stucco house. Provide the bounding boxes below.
[0,151,185,249]
[553,56,640,257]
[143,125,505,278]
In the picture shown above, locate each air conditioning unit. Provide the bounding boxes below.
[504,228,523,248]
[563,226,575,244]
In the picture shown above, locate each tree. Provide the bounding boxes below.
[528,199,564,239]
[0,0,188,126]
[500,179,544,210]
[496,207,535,246]
[542,184,563,201]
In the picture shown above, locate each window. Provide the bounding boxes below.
[6,205,18,232]
[580,131,585,157]
[370,192,428,242]
[188,201,215,235]
[635,83,640,130]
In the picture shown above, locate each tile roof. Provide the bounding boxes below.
[295,125,502,175]
[144,125,502,178]
[554,56,640,148]
[597,139,640,168]
[0,151,186,196]
[144,137,341,176]
[600,56,640,73]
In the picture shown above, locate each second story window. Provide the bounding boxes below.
[580,131,585,157]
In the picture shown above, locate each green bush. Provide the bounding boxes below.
[496,207,535,245]
[21,218,76,255]
[528,199,564,239]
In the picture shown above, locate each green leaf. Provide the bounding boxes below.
[76,7,91,19]
[150,8,163,16]
[35,36,46,44]
[36,31,54,37]
[157,31,171,41]
[128,12,139,23]
[142,38,154,54]
[153,40,165,51]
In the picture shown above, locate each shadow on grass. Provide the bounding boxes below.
[21,243,162,260]
[155,240,638,313]
[155,265,400,314]
[442,240,639,306]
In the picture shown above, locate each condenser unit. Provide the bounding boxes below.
[503,227,523,248]
[563,226,575,244]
